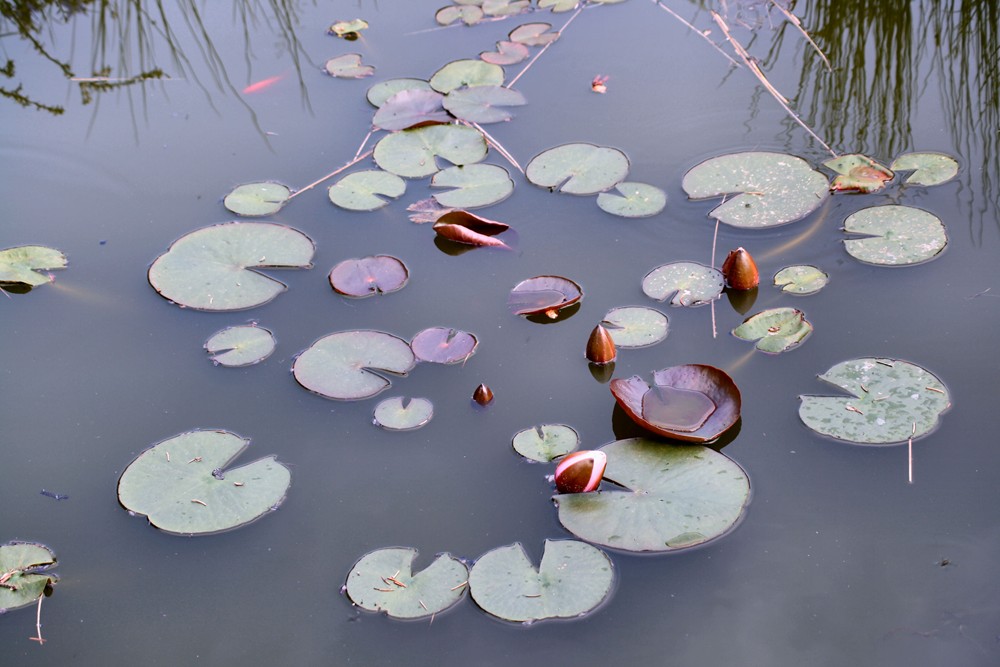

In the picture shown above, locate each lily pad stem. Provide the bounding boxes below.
[287,148,374,201]
[506,4,585,89]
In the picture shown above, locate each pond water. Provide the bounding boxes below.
[2,1,999,665]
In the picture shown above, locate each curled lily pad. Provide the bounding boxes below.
[329,19,369,39]
[345,547,467,619]
[223,182,291,216]
[0,542,58,613]
[508,275,582,317]
[324,53,375,79]
[538,0,579,12]
[509,22,559,46]
[443,85,526,124]
[481,41,529,65]
[468,540,613,623]
[682,151,829,228]
[824,154,894,193]
[0,245,66,287]
[799,358,951,445]
[411,327,478,364]
[610,365,741,443]
[891,152,959,186]
[600,306,668,348]
[596,182,667,218]
[328,170,406,211]
[773,265,828,295]
[641,261,723,307]
[205,325,276,367]
[433,210,511,248]
[432,164,514,208]
[117,430,291,535]
[373,124,487,178]
[436,4,484,26]
[512,424,580,462]
[148,222,315,311]
[843,205,947,266]
[372,89,450,131]
[429,59,504,94]
[526,143,629,195]
[329,255,408,298]
[408,198,452,224]
[293,330,415,400]
[732,307,812,354]
[367,78,433,108]
[373,397,434,431]
[555,438,751,552]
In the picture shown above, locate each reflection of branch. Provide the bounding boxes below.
[769,0,831,71]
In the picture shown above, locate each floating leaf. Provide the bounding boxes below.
[328,170,406,211]
[324,53,375,79]
[117,430,291,535]
[468,540,613,622]
[596,182,666,218]
[0,542,57,613]
[773,265,829,295]
[890,152,959,186]
[345,547,467,619]
[641,261,723,307]
[0,245,66,287]
[367,78,433,108]
[148,222,315,311]
[432,164,514,208]
[508,275,582,317]
[512,424,580,462]
[223,182,291,216]
[436,4,485,27]
[329,255,409,298]
[843,205,947,266]
[526,143,629,195]
[555,438,751,552]
[429,59,504,94]
[538,0,579,12]
[329,19,369,39]
[205,325,276,367]
[509,22,559,46]
[408,198,452,224]
[600,306,668,348]
[610,365,741,443]
[824,154,894,193]
[482,0,530,17]
[433,210,511,248]
[682,151,829,228]
[732,307,812,354]
[373,124,487,178]
[372,89,450,131]
[293,330,415,400]
[411,327,478,364]
[443,85,526,123]
[480,41,529,65]
[373,397,434,431]
[799,358,951,445]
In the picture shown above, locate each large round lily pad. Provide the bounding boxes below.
[0,245,67,287]
[843,205,947,266]
[223,182,291,216]
[373,124,488,178]
[431,164,514,209]
[526,143,629,195]
[468,540,613,622]
[293,330,415,400]
[205,325,276,367]
[148,222,315,311]
[0,542,58,613]
[732,307,812,354]
[345,547,468,619]
[799,358,951,445]
[429,59,504,93]
[328,170,406,211]
[555,438,751,552]
[601,306,668,348]
[641,261,723,307]
[512,423,580,462]
[117,430,291,535]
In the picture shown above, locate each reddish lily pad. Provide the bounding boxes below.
[508,275,582,317]
[824,154,894,193]
[641,385,716,433]
[293,330,415,400]
[411,327,478,364]
[329,255,409,298]
[433,210,511,248]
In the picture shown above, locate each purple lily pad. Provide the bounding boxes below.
[641,385,717,433]
[508,276,582,317]
[411,327,478,364]
[329,255,408,298]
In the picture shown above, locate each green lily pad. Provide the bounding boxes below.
[682,151,829,228]
[468,540,613,623]
[436,4,485,27]
[641,261,723,307]
[509,22,559,46]
[373,397,434,431]
[148,222,315,311]
[890,152,959,186]
[205,325,276,367]
[325,53,375,79]
[117,430,291,535]
[411,327,478,364]
[556,438,751,552]
[329,255,409,297]
[773,265,828,295]
[732,307,812,354]
[0,245,66,287]
[223,182,291,216]
[526,143,630,195]
[367,78,433,108]
[824,154,894,193]
[372,89,450,131]
[443,85,526,124]
[431,164,514,208]
[0,542,58,613]
[329,19,369,39]
[373,124,488,178]
[480,41,529,66]
[345,547,468,619]
[538,0,580,12]
[600,306,668,348]
[328,170,406,211]
[799,358,951,445]
[512,423,580,462]
[596,182,667,218]
[482,0,530,16]
[293,330,415,400]
[429,59,504,94]
[843,205,947,266]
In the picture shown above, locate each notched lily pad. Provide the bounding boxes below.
[890,152,959,186]
[526,143,629,195]
[374,124,488,178]
[223,182,291,216]
[432,164,514,209]
[481,41,529,66]
[0,245,66,288]
[641,261,723,307]
[732,307,812,354]
[843,205,947,266]
[773,265,828,295]
[429,59,504,94]
[824,154,894,193]
[325,53,375,79]
[600,306,668,348]
[345,547,468,619]
[373,397,434,431]
[367,78,433,108]
[328,170,406,211]
[411,327,478,364]
[538,0,580,12]
[509,22,559,46]
[293,330,415,400]
[433,210,511,248]
[508,275,582,317]
[205,325,276,367]
[512,423,580,462]
[436,4,484,27]
[443,85,526,124]
[0,542,58,613]
[372,89,450,131]
[329,255,409,298]
[596,182,667,218]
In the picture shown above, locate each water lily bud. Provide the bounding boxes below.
[722,247,759,290]
[472,383,494,406]
[585,324,617,365]
[555,450,607,494]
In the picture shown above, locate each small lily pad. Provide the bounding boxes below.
[0,245,66,287]
[373,124,488,178]
[117,430,291,535]
[773,265,828,295]
[641,261,724,307]
[526,143,630,195]
[600,306,668,348]
[508,275,582,317]
[824,154,894,193]
[328,170,406,211]
[367,78,433,108]
[329,19,369,39]
[373,397,434,431]
[482,0,530,16]
[732,307,812,354]
[372,89,450,131]
[509,22,559,46]
[433,210,511,248]
[443,85,526,124]
[555,438,751,552]
[436,4,485,26]
[468,540,613,623]
[538,0,580,12]
[596,182,667,218]
[843,205,947,266]
[890,152,959,186]
[205,325,276,367]
[432,164,514,208]
[481,41,529,65]
[0,542,58,613]
[429,59,504,94]
[411,327,478,364]
[223,182,291,216]
[512,423,580,462]
[799,358,951,445]
[345,547,468,619]
[293,330,415,400]
[325,53,375,79]
[329,255,409,298]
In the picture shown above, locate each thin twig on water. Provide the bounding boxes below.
[507,5,585,89]
[466,121,524,174]
[287,149,374,201]
[768,0,831,72]
[907,422,915,484]
[30,595,45,645]
[653,1,741,69]
[710,216,720,338]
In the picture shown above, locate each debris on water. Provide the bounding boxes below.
[40,489,69,501]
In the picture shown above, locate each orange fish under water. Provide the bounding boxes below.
[242,75,283,94]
